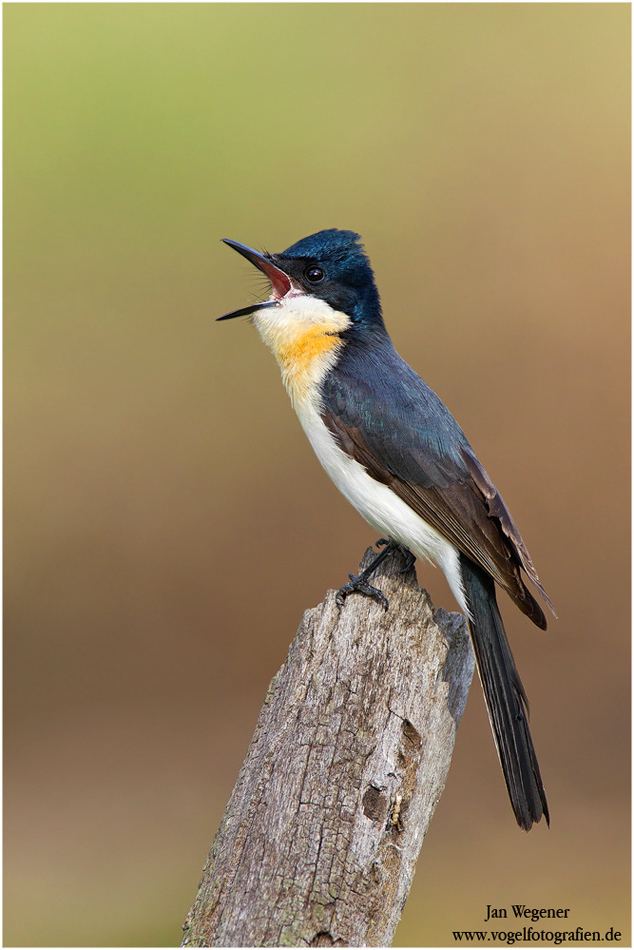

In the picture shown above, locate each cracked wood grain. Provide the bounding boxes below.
[182,547,474,948]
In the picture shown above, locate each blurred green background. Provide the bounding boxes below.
[4,3,630,946]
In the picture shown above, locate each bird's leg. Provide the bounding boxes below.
[336,539,416,611]
[376,538,416,574]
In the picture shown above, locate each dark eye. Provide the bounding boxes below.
[305,265,324,283]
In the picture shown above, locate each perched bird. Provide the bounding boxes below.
[218,229,554,831]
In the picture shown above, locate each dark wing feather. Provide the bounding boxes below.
[321,340,554,628]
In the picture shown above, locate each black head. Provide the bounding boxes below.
[218,229,383,329]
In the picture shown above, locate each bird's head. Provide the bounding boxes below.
[217,229,383,333]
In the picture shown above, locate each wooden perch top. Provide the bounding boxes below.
[182,546,474,948]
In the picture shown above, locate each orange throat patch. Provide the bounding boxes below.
[274,325,344,404]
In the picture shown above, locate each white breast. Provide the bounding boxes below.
[295,397,468,614]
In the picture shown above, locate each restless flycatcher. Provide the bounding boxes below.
[218,229,554,831]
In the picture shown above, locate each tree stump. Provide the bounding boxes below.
[182,547,474,947]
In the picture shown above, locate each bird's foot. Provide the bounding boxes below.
[336,573,389,611]
[336,539,415,610]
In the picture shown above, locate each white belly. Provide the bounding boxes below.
[295,400,467,613]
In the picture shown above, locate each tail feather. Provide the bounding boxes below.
[460,553,549,831]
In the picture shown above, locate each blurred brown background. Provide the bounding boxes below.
[4,3,630,946]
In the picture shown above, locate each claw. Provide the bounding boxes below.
[336,574,389,611]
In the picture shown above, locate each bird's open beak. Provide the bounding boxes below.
[217,238,292,321]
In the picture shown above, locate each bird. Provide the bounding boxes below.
[217,228,555,831]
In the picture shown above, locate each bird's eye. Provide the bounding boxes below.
[305,266,324,283]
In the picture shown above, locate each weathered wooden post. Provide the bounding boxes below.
[182,547,474,947]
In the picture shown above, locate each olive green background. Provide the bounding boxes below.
[4,3,630,946]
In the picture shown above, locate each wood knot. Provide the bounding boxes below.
[362,785,387,822]
[310,931,346,946]
[401,718,422,751]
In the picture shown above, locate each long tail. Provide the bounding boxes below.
[459,553,549,831]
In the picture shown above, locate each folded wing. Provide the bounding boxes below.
[321,345,554,628]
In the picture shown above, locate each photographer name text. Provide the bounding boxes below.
[485,905,570,922]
